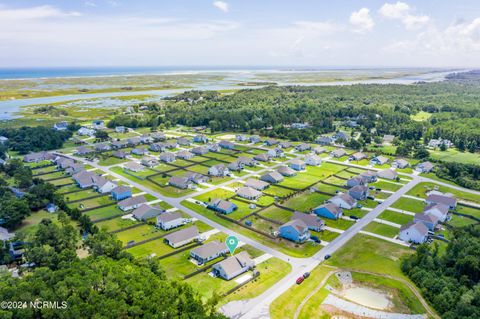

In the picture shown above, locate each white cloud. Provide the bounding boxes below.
[379,2,429,30]
[0,5,81,20]
[213,1,229,13]
[350,8,374,33]
[84,1,97,7]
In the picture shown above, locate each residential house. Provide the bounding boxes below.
[291,123,310,129]
[164,141,178,149]
[290,159,306,171]
[72,171,97,188]
[112,151,127,159]
[206,143,220,152]
[140,134,153,144]
[328,193,357,210]
[267,148,284,158]
[111,140,128,149]
[176,150,194,160]
[349,152,367,161]
[245,178,269,191]
[23,151,55,163]
[313,146,326,154]
[95,143,111,152]
[249,135,261,143]
[382,134,395,145]
[151,132,166,141]
[316,136,333,145]
[330,149,346,158]
[163,226,199,248]
[168,176,192,189]
[392,159,409,169]
[191,146,209,155]
[305,155,322,166]
[131,148,149,156]
[177,137,191,146]
[295,143,311,152]
[292,211,324,232]
[235,134,248,142]
[124,161,145,172]
[65,163,85,175]
[333,131,350,141]
[279,141,292,149]
[370,156,389,166]
[313,203,343,220]
[414,213,439,231]
[399,222,428,244]
[347,176,365,188]
[185,172,208,184]
[208,164,229,177]
[427,138,453,149]
[348,185,369,200]
[236,187,262,200]
[416,162,434,173]
[111,185,132,201]
[157,211,186,230]
[193,135,208,143]
[377,169,398,180]
[237,156,256,167]
[264,139,278,146]
[260,171,284,184]
[126,137,142,146]
[279,219,310,243]
[118,195,147,211]
[207,199,237,214]
[254,153,270,162]
[426,194,457,209]
[133,204,164,221]
[0,227,14,241]
[190,241,229,265]
[219,140,235,149]
[423,203,449,223]
[77,127,96,136]
[92,120,104,129]
[53,121,68,131]
[141,156,158,167]
[159,152,176,163]
[227,161,243,172]
[115,126,126,133]
[149,143,166,152]
[360,171,377,183]
[95,177,118,194]
[277,166,296,177]
[212,251,254,280]
[46,203,58,213]
[0,136,8,144]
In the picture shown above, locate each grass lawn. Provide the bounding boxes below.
[68,195,115,211]
[95,217,140,232]
[363,222,399,238]
[195,189,235,202]
[115,224,165,245]
[85,205,124,221]
[97,156,127,166]
[258,206,293,223]
[262,185,296,198]
[227,200,259,220]
[283,192,330,212]
[373,180,403,192]
[126,237,175,258]
[390,197,425,213]
[407,182,480,204]
[378,210,413,225]
[64,189,98,202]
[410,111,432,121]
[39,171,67,180]
[325,234,414,279]
[429,148,480,165]
[15,210,77,239]
[323,218,355,230]
[278,172,322,189]
[313,229,340,242]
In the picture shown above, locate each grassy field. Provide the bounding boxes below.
[410,111,432,121]
[378,210,414,225]
[407,182,480,204]
[390,197,425,213]
[85,205,124,221]
[429,148,480,165]
[363,221,400,238]
[257,205,293,223]
[282,192,330,212]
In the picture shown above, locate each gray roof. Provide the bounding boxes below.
[157,211,182,223]
[209,198,235,211]
[245,178,269,190]
[191,241,228,259]
[237,186,262,198]
[214,251,253,278]
[424,203,449,216]
[292,212,324,229]
[378,169,397,179]
[280,219,308,233]
[317,203,343,217]
[415,213,439,224]
[400,221,428,236]
[261,171,284,182]
[277,166,296,176]
[112,185,131,194]
[164,226,199,244]
[133,204,163,220]
[118,195,147,208]
[426,194,457,207]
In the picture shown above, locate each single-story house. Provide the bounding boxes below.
[140,134,154,144]
[399,221,428,244]
[237,156,256,167]
[279,141,292,149]
[290,159,306,171]
[313,203,343,220]
[149,143,166,152]
[131,148,149,156]
[157,212,186,230]
[206,143,220,152]
[264,139,279,146]
[370,156,389,166]
[267,148,284,158]
[190,241,228,265]
[316,136,333,145]
[333,131,350,141]
[236,187,262,200]
[235,134,248,142]
[416,161,434,173]
[77,127,96,136]
[124,161,145,172]
[425,194,457,209]
[295,143,311,152]
[219,140,235,149]
[254,153,270,162]
[177,137,191,146]
[279,219,310,243]
[169,176,192,189]
[164,226,199,248]
[72,171,97,188]
[245,178,269,191]
[92,120,104,129]
[95,143,111,152]
[151,132,166,141]
[111,185,132,201]
[141,156,159,167]
[75,146,94,155]
[328,193,357,210]
[330,149,346,158]
[277,165,296,177]
[207,198,237,214]
[126,137,142,146]
[249,135,261,143]
[305,155,322,166]
[313,146,326,154]
[377,169,398,180]
[53,121,68,131]
[176,150,195,160]
[46,203,58,213]
[227,161,243,172]
[115,126,126,133]
[349,152,367,161]
[133,204,164,221]
[292,212,324,232]
[23,151,56,163]
[159,152,176,163]
[348,185,369,200]
[111,140,128,149]
[193,135,208,143]
[392,159,409,169]
[192,146,209,155]
[113,151,128,159]
[95,177,118,194]
[260,171,284,184]
[212,251,254,280]
[118,195,147,211]
[185,172,208,184]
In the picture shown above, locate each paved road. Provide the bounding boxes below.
[59,150,479,319]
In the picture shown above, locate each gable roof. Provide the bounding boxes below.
[426,194,457,207]
[133,204,163,220]
[190,241,228,259]
[157,211,182,223]
[118,195,147,208]
[280,219,308,233]
[292,212,324,229]
[214,251,253,277]
[164,226,199,244]
[245,178,269,190]
[237,187,262,198]
[400,221,428,236]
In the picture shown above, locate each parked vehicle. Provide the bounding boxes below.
[350,215,359,220]
[296,276,304,284]
[310,235,321,243]
[356,204,363,208]
[245,220,252,226]
[303,272,310,279]
[324,254,331,260]
[367,195,375,200]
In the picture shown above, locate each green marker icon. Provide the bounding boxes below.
[225,235,239,255]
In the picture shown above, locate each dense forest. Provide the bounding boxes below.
[402,226,480,319]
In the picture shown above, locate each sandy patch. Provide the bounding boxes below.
[342,287,391,310]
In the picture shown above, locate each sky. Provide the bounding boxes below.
[2,0,480,68]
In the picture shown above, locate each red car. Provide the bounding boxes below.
[296,276,304,284]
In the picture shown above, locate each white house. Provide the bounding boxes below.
[156,212,186,230]
[327,193,357,210]
[399,222,428,244]
[305,154,322,166]
[212,251,254,280]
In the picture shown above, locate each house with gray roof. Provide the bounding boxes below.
[392,159,409,169]
[414,213,439,231]
[377,169,398,180]
[254,153,270,162]
[328,193,357,210]
[277,165,296,177]
[399,222,428,244]
[426,194,457,209]
[157,212,186,230]
[330,149,346,158]
[168,176,191,189]
[75,146,94,155]
[348,185,369,200]
[245,178,269,191]
[207,199,237,214]
[133,204,164,221]
[118,195,147,211]
[423,203,449,222]
[141,156,158,167]
[192,146,209,155]
[208,164,229,177]
[279,219,310,243]
[313,146,326,154]
[260,171,284,184]
[164,226,199,248]
[113,151,128,159]
[219,140,235,149]
[190,241,229,265]
[349,152,367,161]
[176,150,194,160]
[212,251,254,280]
[177,137,191,146]
[124,161,145,172]
[416,161,434,173]
[295,143,311,152]
[236,187,262,200]
[370,155,389,166]
[360,170,377,183]
[292,212,324,232]
[159,152,176,163]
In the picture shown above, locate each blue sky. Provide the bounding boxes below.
[2,0,480,67]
